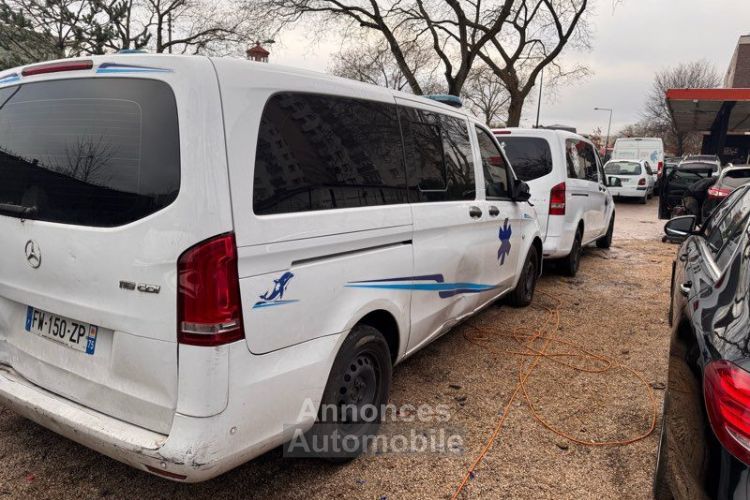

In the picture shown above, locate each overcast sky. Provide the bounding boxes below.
[268,0,750,135]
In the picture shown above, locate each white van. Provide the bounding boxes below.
[0,55,543,481]
[612,137,665,179]
[494,128,616,276]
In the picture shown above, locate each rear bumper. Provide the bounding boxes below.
[542,231,576,259]
[610,186,648,198]
[0,333,342,482]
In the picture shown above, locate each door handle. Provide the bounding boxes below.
[469,206,482,219]
[488,206,500,217]
[679,281,692,297]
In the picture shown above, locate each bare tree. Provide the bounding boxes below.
[642,60,721,156]
[330,36,423,91]
[259,0,591,127]
[0,0,112,60]
[94,0,152,51]
[475,0,591,126]
[462,65,509,127]
[259,0,520,96]
[145,0,257,54]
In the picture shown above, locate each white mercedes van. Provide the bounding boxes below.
[0,55,543,481]
[494,128,615,276]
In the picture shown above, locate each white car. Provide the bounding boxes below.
[0,55,543,481]
[612,137,665,179]
[494,128,616,276]
[603,159,655,204]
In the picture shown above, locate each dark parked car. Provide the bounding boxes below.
[655,184,750,498]
[659,163,717,220]
[702,165,750,221]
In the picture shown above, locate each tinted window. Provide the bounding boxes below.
[604,161,642,175]
[253,93,407,215]
[400,107,475,202]
[645,163,654,175]
[0,79,179,227]
[497,137,552,182]
[566,139,598,181]
[704,188,747,255]
[475,126,510,198]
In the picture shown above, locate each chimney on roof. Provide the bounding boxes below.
[247,41,270,63]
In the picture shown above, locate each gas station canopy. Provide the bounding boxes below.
[666,88,750,134]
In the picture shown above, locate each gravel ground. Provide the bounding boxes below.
[0,197,675,499]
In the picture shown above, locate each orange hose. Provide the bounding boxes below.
[450,291,658,499]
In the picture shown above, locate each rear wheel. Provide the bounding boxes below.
[640,194,648,204]
[561,228,582,276]
[508,245,538,307]
[596,214,615,249]
[315,324,392,462]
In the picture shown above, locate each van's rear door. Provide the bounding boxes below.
[0,57,232,434]
[496,134,554,240]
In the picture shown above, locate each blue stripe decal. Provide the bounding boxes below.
[346,275,497,298]
[0,73,20,85]
[252,299,299,309]
[96,63,172,74]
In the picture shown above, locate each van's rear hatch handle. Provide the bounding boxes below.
[0,203,38,218]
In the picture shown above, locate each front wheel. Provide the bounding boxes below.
[508,245,538,307]
[314,324,392,462]
[596,214,615,249]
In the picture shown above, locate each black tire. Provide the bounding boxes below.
[640,195,648,204]
[561,228,582,276]
[508,245,538,307]
[596,213,614,249]
[315,324,392,462]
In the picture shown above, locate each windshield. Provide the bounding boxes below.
[0,78,180,227]
[604,161,642,175]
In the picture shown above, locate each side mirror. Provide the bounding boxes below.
[664,215,697,241]
[606,176,622,188]
[512,180,532,202]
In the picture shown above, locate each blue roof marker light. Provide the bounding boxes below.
[426,94,463,108]
[117,49,148,54]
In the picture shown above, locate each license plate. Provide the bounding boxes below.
[24,306,98,355]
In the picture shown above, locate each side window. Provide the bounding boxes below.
[566,139,597,181]
[704,188,748,257]
[475,126,510,199]
[645,162,653,176]
[253,93,407,215]
[400,107,475,202]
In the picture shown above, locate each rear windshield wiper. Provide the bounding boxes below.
[0,203,38,218]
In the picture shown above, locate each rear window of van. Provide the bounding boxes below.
[495,136,552,181]
[0,78,180,227]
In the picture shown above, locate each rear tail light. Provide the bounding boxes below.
[708,186,733,198]
[22,60,93,77]
[177,233,245,346]
[638,178,646,186]
[658,161,664,175]
[549,182,566,216]
[705,360,750,465]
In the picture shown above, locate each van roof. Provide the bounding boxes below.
[3,54,469,117]
[492,127,590,142]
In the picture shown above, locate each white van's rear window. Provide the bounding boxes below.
[0,78,179,227]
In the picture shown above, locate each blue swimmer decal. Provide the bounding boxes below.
[254,271,298,309]
[498,218,512,265]
[346,275,497,299]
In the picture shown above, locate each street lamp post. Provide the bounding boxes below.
[594,107,613,154]
[535,67,544,128]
